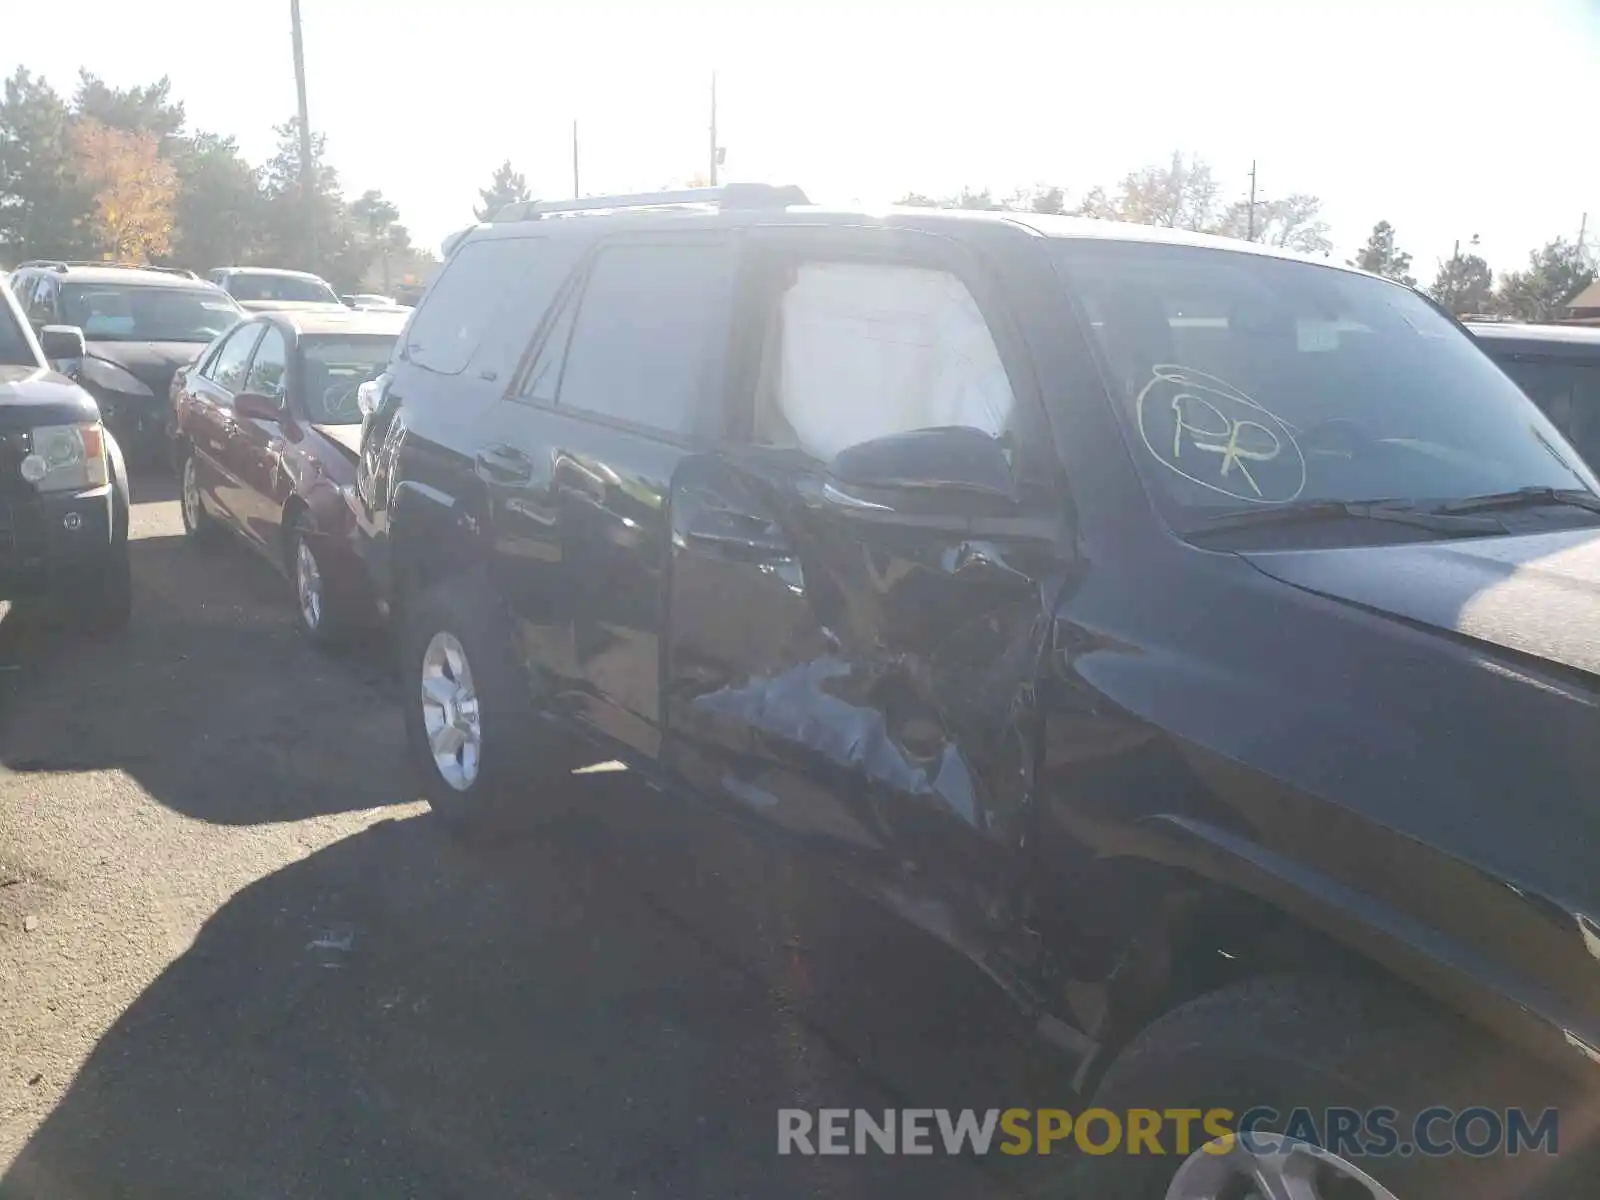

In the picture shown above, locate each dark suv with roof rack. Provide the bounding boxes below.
[8,261,244,463]
[355,183,1600,1198]
[0,272,132,630]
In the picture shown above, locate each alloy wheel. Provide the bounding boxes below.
[1166,1130,1399,1200]
[181,455,204,531]
[420,631,481,791]
[295,537,323,631]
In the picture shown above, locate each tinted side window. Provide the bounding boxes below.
[244,327,289,398]
[1498,355,1600,468]
[203,324,262,392]
[24,276,56,325]
[0,288,35,367]
[404,235,557,376]
[556,240,734,437]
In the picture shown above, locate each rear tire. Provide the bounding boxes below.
[399,571,580,835]
[1070,974,1572,1200]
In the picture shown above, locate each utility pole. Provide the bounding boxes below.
[572,120,580,199]
[1579,212,1588,259]
[1245,160,1258,241]
[708,72,719,186]
[290,0,316,266]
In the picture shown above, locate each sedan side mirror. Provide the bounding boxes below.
[826,426,1019,516]
[234,390,283,422]
[39,324,87,363]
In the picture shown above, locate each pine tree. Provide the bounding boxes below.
[475,160,530,221]
[1350,221,1416,287]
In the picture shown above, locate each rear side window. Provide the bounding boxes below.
[404,235,559,377]
[555,240,735,437]
[202,323,262,393]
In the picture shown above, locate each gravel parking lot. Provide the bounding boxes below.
[0,472,1079,1199]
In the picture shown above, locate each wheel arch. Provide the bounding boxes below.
[388,479,491,616]
[1065,830,1595,1095]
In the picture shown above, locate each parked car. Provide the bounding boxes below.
[0,272,132,629]
[172,307,405,644]
[1469,321,1600,470]
[355,185,1600,1198]
[340,292,404,310]
[207,267,345,312]
[7,261,244,463]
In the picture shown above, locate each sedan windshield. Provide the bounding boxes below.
[61,283,242,343]
[300,335,396,424]
[1057,241,1598,526]
[227,273,340,304]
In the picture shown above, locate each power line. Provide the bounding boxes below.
[1245,160,1258,241]
[708,72,720,186]
[289,0,316,265]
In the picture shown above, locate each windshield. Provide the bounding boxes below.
[226,273,340,304]
[300,335,396,424]
[1490,356,1600,473]
[61,283,242,344]
[1058,242,1598,524]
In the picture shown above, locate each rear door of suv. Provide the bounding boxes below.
[476,231,740,761]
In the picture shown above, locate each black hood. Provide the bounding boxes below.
[86,340,207,397]
[0,365,100,428]
[1242,527,1600,679]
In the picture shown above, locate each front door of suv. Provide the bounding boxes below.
[478,232,740,761]
[663,226,1070,917]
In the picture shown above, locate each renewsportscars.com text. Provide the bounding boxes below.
[777,1106,1560,1158]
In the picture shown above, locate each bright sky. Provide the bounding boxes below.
[6,0,1598,280]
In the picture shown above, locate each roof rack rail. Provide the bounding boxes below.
[15,259,200,280]
[491,182,809,223]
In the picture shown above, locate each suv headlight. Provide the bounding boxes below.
[20,423,110,492]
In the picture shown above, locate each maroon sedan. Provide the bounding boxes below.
[170,308,406,645]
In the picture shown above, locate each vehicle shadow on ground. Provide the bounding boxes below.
[1,775,1082,1200]
[0,527,411,825]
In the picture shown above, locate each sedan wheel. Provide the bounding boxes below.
[420,631,482,791]
[1166,1130,1397,1200]
[295,537,323,632]
[180,453,211,540]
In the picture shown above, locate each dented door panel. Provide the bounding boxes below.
[665,447,1067,929]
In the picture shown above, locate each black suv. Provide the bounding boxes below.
[8,261,244,460]
[356,186,1600,1197]
[1470,321,1600,471]
[0,276,132,629]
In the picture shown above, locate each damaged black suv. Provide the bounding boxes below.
[0,275,132,630]
[356,186,1600,1197]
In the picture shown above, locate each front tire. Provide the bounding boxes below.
[1071,974,1570,1200]
[178,446,221,546]
[399,572,579,834]
[289,518,349,649]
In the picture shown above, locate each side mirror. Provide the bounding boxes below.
[827,426,1018,515]
[234,390,283,422]
[39,324,87,362]
[356,374,389,419]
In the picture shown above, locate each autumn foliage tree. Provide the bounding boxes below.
[72,117,177,261]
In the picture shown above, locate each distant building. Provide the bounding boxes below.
[1566,280,1600,322]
